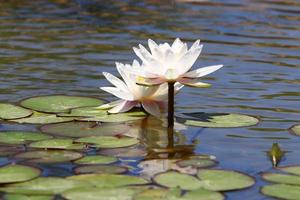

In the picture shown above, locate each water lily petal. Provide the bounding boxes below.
[100,87,135,101]
[108,100,137,113]
[142,101,161,117]
[178,78,211,88]
[183,65,223,78]
[102,72,128,92]
[96,100,124,110]
[177,44,203,74]
[133,44,152,63]
[148,39,158,54]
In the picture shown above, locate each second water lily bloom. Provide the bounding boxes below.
[128,38,223,87]
[98,61,183,117]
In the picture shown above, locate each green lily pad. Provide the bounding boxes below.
[10,111,74,124]
[0,165,40,184]
[62,187,140,200]
[74,165,127,174]
[4,194,54,200]
[261,184,300,200]
[180,113,259,128]
[67,174,148,188]
[76,136,139,148]
[0,104,32,120]
[74,155,118,165]
[279,165,300,176]
[154,171,203,190]
[20,95,103,113]
[133,188,181,200]
[262,173,300,185]
[0,131,52,145]
[183,188,224,200]
[40,122,130,138]
[78,111,146,123]
[29,139,86,150]
[15,150,82,163]
[0,177,89,195]
[176,158,218,169]
[57,106,107,117]
[133,188,224,200]
[99,147,147,158]
[197,169,255,191]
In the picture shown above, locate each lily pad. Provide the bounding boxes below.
[179,113,259,128]
[0,165,41,184]
[57,106,107,117]
[197,169,255,191]
[261,184,300,200]
[99,147,147,158]
[0,177,89,195]
[15,150,82,163]
[74,155,118,165]
[78,111,146,123]
[154,171,203,190]
[4,194,54,200]
[20,95,103,113]
[74,165,127,174]
[29,139,86,150]
[0,131,52,145]
[10,111,74,124]
[133,188,181,200]
[67,174,148,188]
[176,158,218,169]
[0,104,32,120]
[76,136,139,148]
[40,122,130,138]
[261,173,300,185]
[279,165,300,176]
[62,187,139,200]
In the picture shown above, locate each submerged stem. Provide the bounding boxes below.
[168,82,175,128]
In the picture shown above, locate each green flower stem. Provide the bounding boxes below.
[168,82,175,128]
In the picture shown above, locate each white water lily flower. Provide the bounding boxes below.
[99,61,183,116]
[127,38,223,87]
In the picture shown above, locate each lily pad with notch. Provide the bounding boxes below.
[10,111,75,124]
[40,122,130,138]
[197,169,255,191]
[29,139,86,150]
[177,112,259,128]
[20,95,103,113]
[75,136,139,149]
[0,104,32,120]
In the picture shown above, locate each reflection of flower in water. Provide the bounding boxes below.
[138,159,197,180]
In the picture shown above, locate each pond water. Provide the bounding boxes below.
[0,0,300,199]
